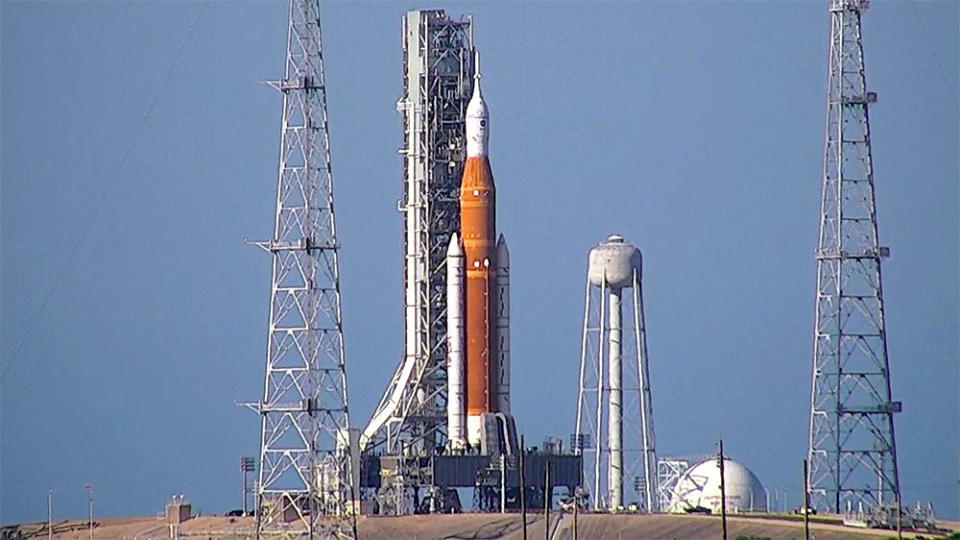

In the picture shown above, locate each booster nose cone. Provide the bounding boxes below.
[466,51,488,157]
[448,232,463,256]
[495,234,509,264]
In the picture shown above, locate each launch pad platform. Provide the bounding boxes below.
[359,452,582,514]
[361,453,581,490]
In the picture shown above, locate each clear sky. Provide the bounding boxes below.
[2,0,957,526]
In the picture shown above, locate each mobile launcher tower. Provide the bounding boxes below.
[360,10,474,459]
[358,10,580,515]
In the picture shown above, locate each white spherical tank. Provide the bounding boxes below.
[588,235,642,289]
[667,458,767,514]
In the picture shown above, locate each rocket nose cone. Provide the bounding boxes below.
[466,85,487,120]
[447,233,463,256]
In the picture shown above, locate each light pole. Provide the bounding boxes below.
[241,457,255,515]
[48,489,53,540]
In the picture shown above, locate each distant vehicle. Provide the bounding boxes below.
[794,506,818,516]
[684,506,712,515]
[416,487,461,514]
[226,509,244,517]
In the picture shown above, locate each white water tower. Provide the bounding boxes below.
[574,235,658,512]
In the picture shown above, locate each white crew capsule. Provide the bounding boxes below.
[466,51,488,158]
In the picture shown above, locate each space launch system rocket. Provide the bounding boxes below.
[446,54,516,453]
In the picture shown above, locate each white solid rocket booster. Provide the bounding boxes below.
[446,233,467,450]
[495,234,510,413]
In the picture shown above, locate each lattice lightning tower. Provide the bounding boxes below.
[245,1,356,537]
[807,0,901,515]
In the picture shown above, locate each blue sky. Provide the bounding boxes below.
[2,0,957,525]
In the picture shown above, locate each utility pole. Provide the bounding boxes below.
[520,435,527,540]
[718,440,727,540]
[573,487,579,540]
[803,459,810,540]
[544,461,551,540]
[86,484,93,540]
[807,0,901,515]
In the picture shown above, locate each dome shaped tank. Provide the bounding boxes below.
[588,235,642,289]
[667,457,767,514]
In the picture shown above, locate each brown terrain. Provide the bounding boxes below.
[4,513,958,540]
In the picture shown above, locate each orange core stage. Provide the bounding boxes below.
[461,156,497,418]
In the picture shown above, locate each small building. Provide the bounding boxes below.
[165,496,192,524]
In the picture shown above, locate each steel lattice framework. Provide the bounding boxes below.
[246,1,356,537]
[574,268,658,512]
[362,10,474,456]
[807,0,901,514]
[655,458,690,512]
